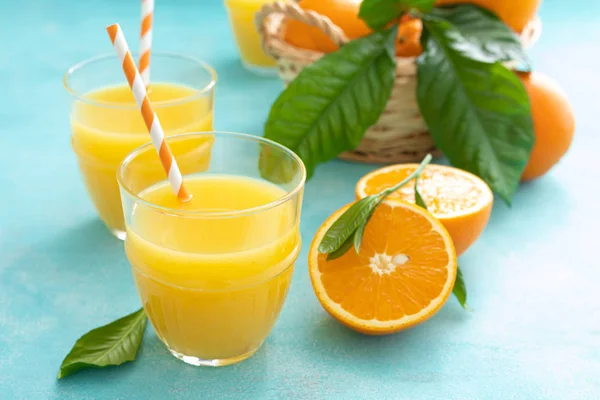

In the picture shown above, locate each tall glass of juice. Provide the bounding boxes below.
[224,0,278,75]
[64,54,217,239]
[118,132,305,366]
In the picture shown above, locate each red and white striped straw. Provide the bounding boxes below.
[106,23,191,202]
[139,0,154,87]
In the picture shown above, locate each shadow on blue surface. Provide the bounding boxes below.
[307,303,469,366]
[488,174,572,248]
[42,218,122,263]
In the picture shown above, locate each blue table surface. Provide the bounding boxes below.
[1,0,600,398]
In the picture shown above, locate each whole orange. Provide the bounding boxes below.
[518,72,575,181]
[283,0,423,57]
[434,0,541,32]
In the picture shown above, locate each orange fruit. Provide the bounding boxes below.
[395,17,423,58]
[283,0,423,57]
[284,0,369,54]
[309,201,457,335]
[356,164,493,256]
[435,0,541,33]
[518,72,575,181]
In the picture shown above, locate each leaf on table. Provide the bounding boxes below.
[453,266,471,310]
[359,0,436,30]
[58,308,147,379]
[318,195,381,255]
[263,27,397,179]
[428,5,529,66]
[417,16,534,203]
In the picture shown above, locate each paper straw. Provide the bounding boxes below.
[139,0,154,87]
[106,23,191,202]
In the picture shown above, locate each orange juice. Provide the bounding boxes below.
[70,83,213,236]
[224,0,278,72]
[125,175,300,365]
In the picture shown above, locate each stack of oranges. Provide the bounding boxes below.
[296,0,576,334]
[283,0,575,181]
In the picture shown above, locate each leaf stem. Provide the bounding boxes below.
[380,154,432,199]
[320,154,432,260]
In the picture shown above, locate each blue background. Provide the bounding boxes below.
[1,0,599,398]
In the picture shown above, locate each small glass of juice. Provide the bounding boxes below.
[224,0,278,75]
[64,54,217,239]
[118,132,306,366]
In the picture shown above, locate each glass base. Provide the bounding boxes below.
[109,227,126,241]
[241,59,278,77]
[168,346,260,367]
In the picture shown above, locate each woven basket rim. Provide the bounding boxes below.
[256,0,542,63]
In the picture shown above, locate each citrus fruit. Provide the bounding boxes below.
[356,164,493,256]
[434,0,541,33]
[283,0,369,53]
[395,17,423,58]
[283,0,423,57]
[309,201,457,335]
[517,72,575,181]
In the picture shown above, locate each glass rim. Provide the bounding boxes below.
[117,131,307,218]
[63,52,217,110]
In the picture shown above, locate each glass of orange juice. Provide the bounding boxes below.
[224,0,278,75]
[64,54,217,239]
[118,132,305,366]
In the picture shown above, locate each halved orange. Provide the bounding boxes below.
[309,201,457,335]
[356,164,493,256]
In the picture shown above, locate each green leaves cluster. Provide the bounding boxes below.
[417,8,533,202]
[358,0,435,30]
[264,0,535,203]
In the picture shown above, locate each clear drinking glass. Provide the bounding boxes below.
[64,53,217,239]
[224,0,278,76]
[118,132,306,366]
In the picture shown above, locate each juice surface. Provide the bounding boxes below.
[71,83,213,234]
[125,175,300,361]
[224,0,277,68]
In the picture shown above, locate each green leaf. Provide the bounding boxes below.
[453,266,471,310]
[359,0,435,30]
[414,177,427,209]
[380,154,432,198]
[318,196,380,254]
[428,5,529,65]
[58,308,147,379]
[353,220,368,254]
[321,154,432,259]
[327,233,356,261]
[417,17,534,202]
[264,27,397,179]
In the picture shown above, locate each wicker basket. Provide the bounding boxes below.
[256,1,542,164]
